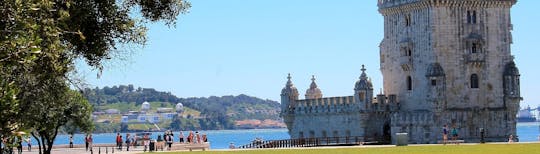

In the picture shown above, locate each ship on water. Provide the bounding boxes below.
[517,106,537,122]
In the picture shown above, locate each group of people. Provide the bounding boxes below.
[110,130,209,152]
[442,125,460,145]
[1,136,31,154]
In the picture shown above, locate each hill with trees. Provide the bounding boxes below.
[83,85,283,132]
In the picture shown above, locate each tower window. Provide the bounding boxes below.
[407,49,412,56]
[407,76,413,90]
[470,74,479,88]
[431,79,437,86]
[471,43,478,53]
[359,92,365,100]
[404,14,411,27]
[467,10,477,24]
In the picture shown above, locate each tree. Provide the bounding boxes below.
[1,1,190,154]
[24,86,93,154]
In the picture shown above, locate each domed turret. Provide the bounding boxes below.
[176,103,184,113]
[281,73,299,114]
[141,101,150,111]
[305,75,323,99]
[355,65,373,91]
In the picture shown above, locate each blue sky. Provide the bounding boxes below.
[78,1,540,108]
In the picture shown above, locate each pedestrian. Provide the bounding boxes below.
[85,135,89,151]
[125,133,131,151]
[229,142,235,149]
[25,137,31,151]
[202,133,207,143]
[196,131,201,144]
[451,126,459,144]
[143,134,150,152]
[167,134,174,150]
[157,134,164,151]
[16,136,22,154]
[508,134,514,143]
[179,131,184,143]
[442,125,448,145]
[88,135,93,152]
[119,135,123,151]
[116,133,121,150]
[69,134,73,148]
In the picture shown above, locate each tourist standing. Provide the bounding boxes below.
[508,134,514,143]
[451,126,458,144]
[69,134,73,148]
[229,142,235,149]
[196,131,201,144]
[179,131,184,143]
[88,135,93,152]
[188,131,193,143]
[125,133,131,151]
[143,134,150,152]
[85,135,89,151]
[202,133,207,143]
[119,135,123,151]
[25,137,31,151]
[442,125,448,145]
[116,133,121,150]
[157,134,164,151]
[16,136,22,154]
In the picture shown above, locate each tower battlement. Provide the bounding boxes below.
[378,0,516,13]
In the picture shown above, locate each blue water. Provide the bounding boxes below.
[23,122,540,149]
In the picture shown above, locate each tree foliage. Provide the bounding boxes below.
[0,0,190,154]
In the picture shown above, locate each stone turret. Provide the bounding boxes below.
[305,75,323,99]
[281,74,299,113]
[354,65,374,108]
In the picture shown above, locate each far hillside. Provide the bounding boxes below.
[83,85,284,132]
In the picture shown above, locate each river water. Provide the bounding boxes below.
[25,122,540,149]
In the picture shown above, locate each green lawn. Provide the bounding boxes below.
[159,143,540,154]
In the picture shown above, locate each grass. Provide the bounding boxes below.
[157,143,540,154]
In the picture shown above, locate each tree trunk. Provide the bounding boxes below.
[31,132,42,154]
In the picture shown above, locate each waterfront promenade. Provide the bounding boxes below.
[13,141,540,154]
[17,142,210,154]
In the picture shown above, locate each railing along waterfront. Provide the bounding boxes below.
[237,136,375,149]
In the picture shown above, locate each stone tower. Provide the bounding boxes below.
[281,73,299,133]
[378,0,520,142]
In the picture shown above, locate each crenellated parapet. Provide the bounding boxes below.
[293,96,356,114]
[378,0,516,15]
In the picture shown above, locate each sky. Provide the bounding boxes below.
[77,1,540,108]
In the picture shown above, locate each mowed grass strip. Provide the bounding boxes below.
[160,143,540,154]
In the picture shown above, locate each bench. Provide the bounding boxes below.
[438,140,465,144]
[185,146,206,151]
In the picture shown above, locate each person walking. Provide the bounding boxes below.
[442,125,448,145]
[85,135,89,151]
[143,134,150,152]
[69,135,73,148]
[88,135,93,152]
[116,133,121,150]
[119,135,123,151]
[25,137,31,151]
[179,131,184,143]
[16,136,22,154]
[125,133,131,151]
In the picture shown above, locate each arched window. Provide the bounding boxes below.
[471,43,478,53]
[467,10,477,24]
[359,92,365,100]
[470,74,479,88]
[407,76,412,90]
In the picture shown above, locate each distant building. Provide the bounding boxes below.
[176,103,184,113]
[157,108,173,113]
[105,109,120,114]
[149,115,160,123]
[141,101,150,112]
[162,113,176,120]
[137,115,148,122]
[121,116,129,123]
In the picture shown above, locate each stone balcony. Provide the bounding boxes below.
[399,56,413,71]
[465,53,485,65]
